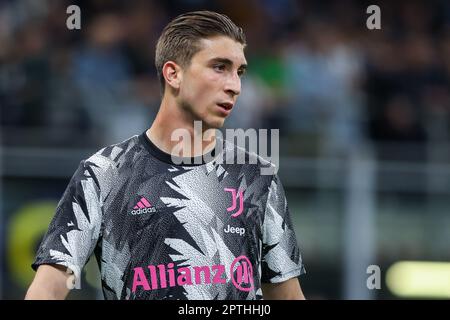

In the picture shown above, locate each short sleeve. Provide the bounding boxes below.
[32,160,103,282]
[261,174,306,283]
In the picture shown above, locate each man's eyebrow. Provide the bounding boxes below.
[210,57,248,70]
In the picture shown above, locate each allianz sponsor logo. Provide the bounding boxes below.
[132,255,254,293]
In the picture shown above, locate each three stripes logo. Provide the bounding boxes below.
[131,197,156,215]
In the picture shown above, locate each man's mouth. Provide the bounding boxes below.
[217,102,234,111]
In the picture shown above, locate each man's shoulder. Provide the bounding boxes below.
[83,134,142,173]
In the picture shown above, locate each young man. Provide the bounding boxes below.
[26,11,306,300]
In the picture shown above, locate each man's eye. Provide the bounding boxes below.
[238,69,246,77]
[213,64,226,72]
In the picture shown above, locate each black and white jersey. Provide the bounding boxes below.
[33,132,305,300]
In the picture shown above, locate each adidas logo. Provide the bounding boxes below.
[131,197,156,215]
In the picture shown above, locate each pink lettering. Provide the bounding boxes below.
[177,267,193,286]
[157,264,167,288]
[132,267,150,292]
[212,265,226,284]
[131,258,254,293]
[148,265,158,289]
[167,263,176,287]
[194,266,211,284]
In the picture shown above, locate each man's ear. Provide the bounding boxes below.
[162,61,182,90]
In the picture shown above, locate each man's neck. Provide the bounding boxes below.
[146,96,216,158]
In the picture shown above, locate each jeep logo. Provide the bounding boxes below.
[224,224,245,236]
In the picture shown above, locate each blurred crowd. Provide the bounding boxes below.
[0,0,449,160]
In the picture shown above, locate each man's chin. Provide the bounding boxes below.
[203,117,226,130]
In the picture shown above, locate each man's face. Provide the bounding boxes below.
[177,35,247,129]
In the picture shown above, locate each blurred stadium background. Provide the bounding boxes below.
[1,0,450,299]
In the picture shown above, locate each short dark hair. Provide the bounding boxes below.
[155,11,246,94]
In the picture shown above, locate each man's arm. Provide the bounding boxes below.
[262,277,306,300]
[25,264,72,300]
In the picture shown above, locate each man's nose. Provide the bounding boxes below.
[224,73,241,97]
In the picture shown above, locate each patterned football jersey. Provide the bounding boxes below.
[32,132,306,299]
